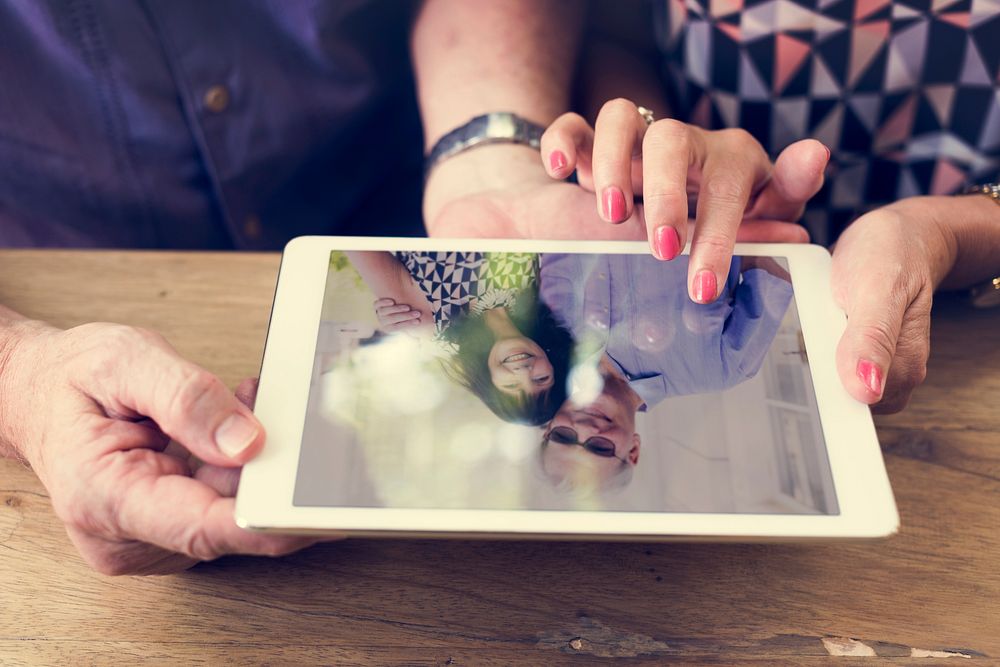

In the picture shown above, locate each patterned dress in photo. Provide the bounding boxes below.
[394,251,539,337]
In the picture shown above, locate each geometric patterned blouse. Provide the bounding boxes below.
[654,0,1000,243]
[394,251,539,335]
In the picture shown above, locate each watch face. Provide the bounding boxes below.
[971,278,1000,309]
[484,113,518,140]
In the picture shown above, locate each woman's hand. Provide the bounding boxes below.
[830,197,964,413]
[0,320,319,574]
[374,298,424,332]
[541,99,828,302]
[424,144,812,247]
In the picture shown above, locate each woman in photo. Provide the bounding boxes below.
[346,250,574,425]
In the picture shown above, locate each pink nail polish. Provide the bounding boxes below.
[857,359,883,396]
[692,270,717,303]
[653,226,680,261]
[602,187,627,223]
[549,150,567,173]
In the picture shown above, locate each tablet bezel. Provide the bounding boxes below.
[235,236,898,540]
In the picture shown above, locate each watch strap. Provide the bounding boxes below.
[425,113,544,176]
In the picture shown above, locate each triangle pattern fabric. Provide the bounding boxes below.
[772,97,811,147]
[961,37,994,85]
[939,11,972,26]
[930,158,968,193]
[932,0,964,12]
[848,93,882,130]
[970,0,1000,26]
[774,34,812,92]
[712,0,745,17]
[717,21,743,40]
[657,0,1000,240]
[885,19,928,91]
[855,0,891,19]
[979,90,1000,149]
[811,55,842,96]
[892,3,922,17]
[849,20,890,87]
[393,252,539,336]
[740,52,771,100]
[925,84,957,125]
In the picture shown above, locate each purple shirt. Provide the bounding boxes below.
[539,253,794,408]
[0,0,423,249]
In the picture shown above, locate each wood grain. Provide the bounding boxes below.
[0,250,997,665]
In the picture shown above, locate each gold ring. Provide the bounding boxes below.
[637,106,655,126]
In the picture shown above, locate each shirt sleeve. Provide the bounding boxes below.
[720,266,794,381]
[538,253,580,331]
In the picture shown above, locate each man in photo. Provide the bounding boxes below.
[537,253,795,494]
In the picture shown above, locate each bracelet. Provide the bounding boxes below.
[959,181,1000,307]
[425,112,545,178]
[962,182,1000,205]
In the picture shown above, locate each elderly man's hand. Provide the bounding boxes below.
[0,320,317,575]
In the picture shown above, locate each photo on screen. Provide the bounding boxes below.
[292,248,838,515]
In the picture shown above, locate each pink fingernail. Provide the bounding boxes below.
[602,187,627,223]
[692,270,717,303]
[549,150,568,173]
[857,359,883,396]
[653,226,680,261]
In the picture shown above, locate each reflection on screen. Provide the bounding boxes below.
[292,249,838,515]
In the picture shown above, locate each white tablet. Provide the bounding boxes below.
[235,237,898,540]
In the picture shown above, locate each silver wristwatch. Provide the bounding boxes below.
[425,112,544,176]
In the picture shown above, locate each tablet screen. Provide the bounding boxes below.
[292,249,838,515]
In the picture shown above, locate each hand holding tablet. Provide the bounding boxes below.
[236,237,898,540]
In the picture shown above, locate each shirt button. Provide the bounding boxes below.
[243,214,263,240]
[203,85,231,113]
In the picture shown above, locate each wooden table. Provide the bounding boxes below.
[0,250,997,665]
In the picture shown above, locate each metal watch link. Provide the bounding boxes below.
[425,112,545,176]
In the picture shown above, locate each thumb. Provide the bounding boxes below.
[835,276,907,405]
[735,219,811,243]
[109,343,265,466]
[747,139,828,221]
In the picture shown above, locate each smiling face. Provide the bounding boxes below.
[488,337,555,397]
[539,361,642,493]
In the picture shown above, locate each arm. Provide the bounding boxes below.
[933,194,1000,290]
[345,251,435,331]
[0,305,42,459]
[412,0,584,152]
[412,0,586,230]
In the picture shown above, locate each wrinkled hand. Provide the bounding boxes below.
[831,199,956,413]
[374,298,423,333]
[0,321,318,575]
[540,99,828,302]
